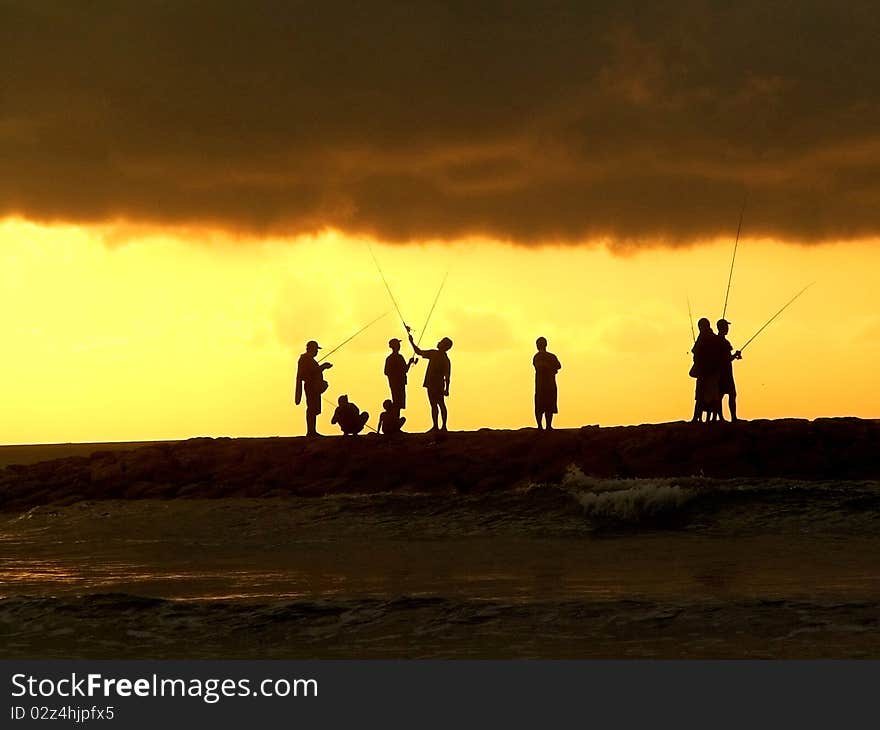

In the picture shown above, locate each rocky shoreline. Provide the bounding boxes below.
[1,418,878,513]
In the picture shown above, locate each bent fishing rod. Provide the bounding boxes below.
[687,295,696,344]
[318,311,390,363]
[416,270,448,347]
[369,245,412,335]
[739,282,814,352]
[721,196,747,321]
[409,271,449,364]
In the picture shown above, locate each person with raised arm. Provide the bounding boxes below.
[408,332,452,432]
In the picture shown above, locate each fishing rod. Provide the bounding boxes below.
[318,311,390,363]
[721,196,747,321]
[409,271,448,365]
[687,295,696,343]
[368,245,412,335]
[739,282,814,352]
[416,271,448,347]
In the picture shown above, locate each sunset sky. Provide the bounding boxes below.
[3,1,879,443]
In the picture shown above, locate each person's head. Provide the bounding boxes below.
[536,336,548,351]
[383,399,393,410]
[438,337,453,352]
[388,338,401,352]
[337,394,349,405]
[717,319,730,335]
[306,340,321,356]
[697,317,711,333]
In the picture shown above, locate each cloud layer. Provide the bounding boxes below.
[3,1,880,245]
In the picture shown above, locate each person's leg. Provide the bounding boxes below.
[306,409,318,436]
[729,394,738,421]
[429,393,439,430]
[438,397,448,430]
[546,412,554,430]
[347,414,367,435]
[692,402,702,423]
[535,406,543,429]
[398,416,406,431]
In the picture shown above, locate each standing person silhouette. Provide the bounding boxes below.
[384,338,411,409]
[690,318,721,423]
[716,319,742,422]
[533,337,562,430]
[408,332,452,432]
[294,340,332,436]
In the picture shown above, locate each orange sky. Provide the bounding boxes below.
[2,217,878,444]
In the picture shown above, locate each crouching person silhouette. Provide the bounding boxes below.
[331,395,370,436]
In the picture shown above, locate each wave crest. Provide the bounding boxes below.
[562,466,695,524]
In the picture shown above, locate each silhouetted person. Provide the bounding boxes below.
[533,336,562,430]
[408,332,452,431]
[717,318,742,422]
[690,318,722,423]
[384,338,411,409]
[331,394,370,435]
[295,340,332,436]
[378,399,406,436]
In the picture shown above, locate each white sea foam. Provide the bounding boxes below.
[561,466,695,521]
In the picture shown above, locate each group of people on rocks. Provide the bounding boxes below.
[690,318,741,422]
[294,330,562,436]
[295,317,740,436]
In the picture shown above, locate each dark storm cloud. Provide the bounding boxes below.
[2,0,880,245]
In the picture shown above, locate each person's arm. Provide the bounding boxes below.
[408,333,429,357]
[554,355,562,372]
[320,362,333,371]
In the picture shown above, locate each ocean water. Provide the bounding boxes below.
[2,468,880,658]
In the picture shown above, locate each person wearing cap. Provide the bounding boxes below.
[690,318,722,423]
[331,394,370,436]
[384,337,411,409]
[408,332,452,432]
[533,336,562,430]
[295,340,333,436]
[716,319,742,422]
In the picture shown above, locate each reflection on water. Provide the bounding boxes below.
[2,495,880,658]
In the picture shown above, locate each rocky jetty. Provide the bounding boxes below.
[1,418,878,513]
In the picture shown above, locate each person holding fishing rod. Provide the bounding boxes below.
[408,330,452,432]
[716,319,742,422]
[294,312,389,437]
[384,337,412,410]
[295,340,333,437]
